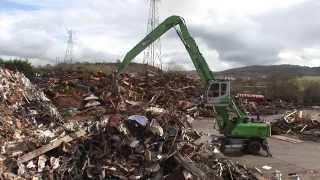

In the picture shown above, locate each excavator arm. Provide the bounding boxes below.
[117,15,233,132]
[116,15,272,156]
[117,15,214,87]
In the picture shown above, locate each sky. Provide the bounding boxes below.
[0,0,319,71]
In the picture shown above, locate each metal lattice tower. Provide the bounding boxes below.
[143,0,162,69]
[64,30,74,63]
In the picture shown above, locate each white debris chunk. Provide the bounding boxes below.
[262,165,272,170]
[145,107,167,114]
[38,155,47,172]
[27,161,36,169]
[85,100,101,108]
[50,157,60,169]
[84,94,99,101]
[18,163,26,175]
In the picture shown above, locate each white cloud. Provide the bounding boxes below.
[161,0,307,19]
[0,0,319,71]
[279,48,320,67]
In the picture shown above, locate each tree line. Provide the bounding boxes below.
[0,58,34,79]
[265,74,320,106]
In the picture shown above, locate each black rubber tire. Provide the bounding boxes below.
[247,140,261,154]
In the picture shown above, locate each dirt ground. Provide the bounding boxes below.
[192,118,320,180]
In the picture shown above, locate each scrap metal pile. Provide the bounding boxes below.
[235,95,296,116]
[37,70,213,118]
[0,68,62,161]
[16,113,259,179]
[271,109,320,141]
[1,69,258,179]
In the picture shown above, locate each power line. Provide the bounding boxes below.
[143,0,162,69]
[64,29,74,63]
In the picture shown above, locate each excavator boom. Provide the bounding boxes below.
[117,16,214,87]
[116,15,272,156]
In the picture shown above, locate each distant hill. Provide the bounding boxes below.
[36,62,161,75]
[38,63,320,80]
[218,65,320,78]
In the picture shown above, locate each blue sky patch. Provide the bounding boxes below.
[0,0,40,11]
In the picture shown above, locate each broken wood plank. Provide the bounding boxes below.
[174,153,207,180]
[271,135,303,143]
[17,129,86,164]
